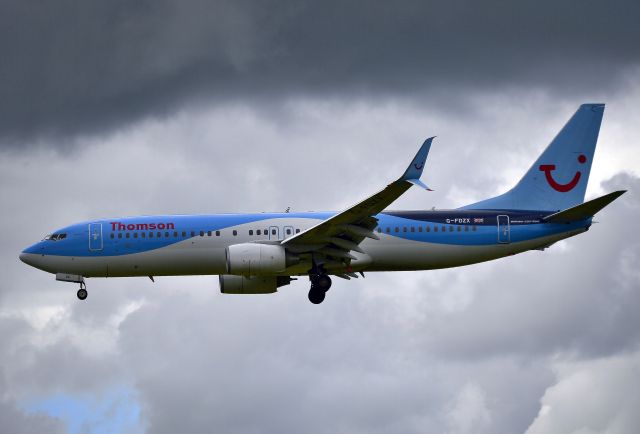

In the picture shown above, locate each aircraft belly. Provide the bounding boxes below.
[25,244,228,277]
[104,246,227,277]
[364,229,584,271]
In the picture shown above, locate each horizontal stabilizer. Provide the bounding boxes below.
[543,190,626,223]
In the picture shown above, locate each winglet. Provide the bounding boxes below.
[400,136,435,190]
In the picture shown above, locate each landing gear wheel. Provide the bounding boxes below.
[316,274,332,292]
[77,287,88,300]
[308,288,326,304]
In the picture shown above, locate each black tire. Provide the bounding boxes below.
[316,274,332,292]
[77,288,88,300]
[308,289,325,304]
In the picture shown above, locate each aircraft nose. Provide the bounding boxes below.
[19,252,33,265]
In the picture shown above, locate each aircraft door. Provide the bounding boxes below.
[268,226,280,240]
[497,215,510,244]
[89,223,103,251]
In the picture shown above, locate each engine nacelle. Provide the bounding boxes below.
[219,275,293,294]
[225,243,297,275]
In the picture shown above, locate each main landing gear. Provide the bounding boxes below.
[77,281,88,301]
[308,273,332,304]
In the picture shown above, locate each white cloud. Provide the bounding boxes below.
[1,89,639,433]
[525,352,640,434]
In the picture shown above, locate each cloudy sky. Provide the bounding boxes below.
[1,1,639,433]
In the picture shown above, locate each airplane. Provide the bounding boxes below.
[20,103,626,304]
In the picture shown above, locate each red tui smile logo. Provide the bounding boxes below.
[539,154,587,192]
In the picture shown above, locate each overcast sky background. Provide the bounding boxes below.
[1,1,639,433]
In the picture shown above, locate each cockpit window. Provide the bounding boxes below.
[43,233,67,241]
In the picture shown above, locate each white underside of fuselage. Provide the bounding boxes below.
[21,225,586,279]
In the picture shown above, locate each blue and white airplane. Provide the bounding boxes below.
[20,104,625,304]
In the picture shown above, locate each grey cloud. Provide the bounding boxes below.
[1,93,638,433]
[375,173,640,360]
[525,353,640,434]
[0,398,64,434]
[1,0,639,143]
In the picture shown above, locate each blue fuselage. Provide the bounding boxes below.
[20,209,590,278]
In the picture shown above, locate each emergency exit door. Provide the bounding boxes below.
[497,215,510,244]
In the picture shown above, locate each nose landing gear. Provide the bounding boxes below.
[77,281,88,300]
[55,273,88,301]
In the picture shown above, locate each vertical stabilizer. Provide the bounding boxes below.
[462,103,605,211]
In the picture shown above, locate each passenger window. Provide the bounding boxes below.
[141,232,146,238]
[126,233,130,239]
[472,226,477,231]
[377,227,382,233]
[157,232,161,238]
[418,227,422,232]
[233,230,238,236]
[110,234,114,239]
[134,233,138,239]
[149,232,153,238]
[434,226,438,232]
[271,229,276,235]
[182,231,186,237]
[199,231,204,237]
[386,227,390,233]
[174,232,179,238]
[118,233,123,238]
[426,226,430,232]
[191,231,195,237]
[216,231,220,236]
[256,229,261,235]
[395,227,399,233]
[165,232,169,237]
[442,226,446,232]
[207,231,212,237]
[411,227,415,232]
[457,226,461,232]
[465,226,469,232]
[249,230,254,235]
[286,229,291,235]
[403,227,407,232]
[296,229,301,233]
[449,226,454,232]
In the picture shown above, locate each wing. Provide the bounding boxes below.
[282,137,435,268]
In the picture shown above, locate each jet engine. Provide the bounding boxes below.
[218,275,293,294]
[225,243,298,275]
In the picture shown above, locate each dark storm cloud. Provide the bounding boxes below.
[1,0,639,144]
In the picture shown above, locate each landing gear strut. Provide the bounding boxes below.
[77,281,88,301]
[308,274,332,304]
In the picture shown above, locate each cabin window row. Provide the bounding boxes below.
[376,225,478,233]
[109,228,303,239]
[248,228,301,236]
[110,230,222,239]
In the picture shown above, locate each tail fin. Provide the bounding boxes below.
[462,103,605,211]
